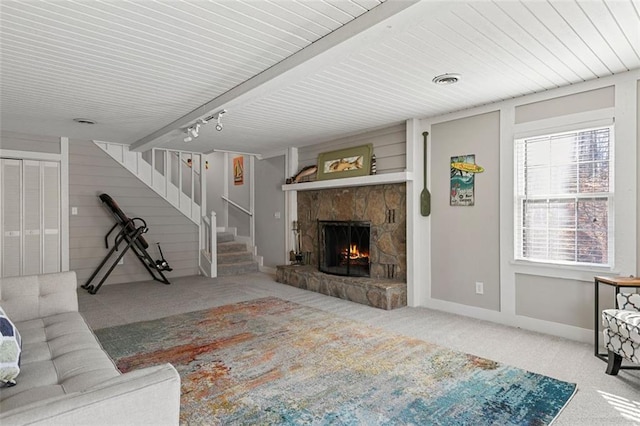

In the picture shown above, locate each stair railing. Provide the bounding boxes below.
[221,195,255,247]
[221,195,252,216]
[200,211,217,278]
[93,142,203,225]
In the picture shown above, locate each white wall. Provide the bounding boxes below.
[1,131,61,154]
[205,152,227,228]
[228,154,251,237]
[255,155,286,267]
[416,71,639,342]
[68,139,199,286]
[298,123,406,174]
[430,111,501,311]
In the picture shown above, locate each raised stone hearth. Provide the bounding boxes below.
[276,265,407,310]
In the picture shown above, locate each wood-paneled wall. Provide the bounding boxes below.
[69,139,199,286]
[297,123,406,173]
[1,131,61,154]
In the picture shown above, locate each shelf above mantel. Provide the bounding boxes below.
[281,171,413,192]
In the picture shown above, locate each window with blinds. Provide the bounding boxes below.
[514,126,613,267]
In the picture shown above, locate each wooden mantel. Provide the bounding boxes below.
[281,171,413,192]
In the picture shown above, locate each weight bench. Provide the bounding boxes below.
[81,193,172,294]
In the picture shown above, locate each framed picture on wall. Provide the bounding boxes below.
[450,154,484,206]
[233,156,244,185]
[316,144,373,181]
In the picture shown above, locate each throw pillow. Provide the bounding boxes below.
[0,306,22,387]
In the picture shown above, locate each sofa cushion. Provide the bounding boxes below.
[0,306,22,387]
[0,311,120,412]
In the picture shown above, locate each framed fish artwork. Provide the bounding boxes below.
[316,144,373,181]
[450,154,484,206]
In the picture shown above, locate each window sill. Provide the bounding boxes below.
[509,259,619,282]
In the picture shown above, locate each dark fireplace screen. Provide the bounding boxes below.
[318,220,370,277]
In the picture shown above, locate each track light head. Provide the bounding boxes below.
[190,123,200,138]
[183,135,193,143]
[216,110,226,131]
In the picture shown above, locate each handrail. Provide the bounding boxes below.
[221,195,253,216]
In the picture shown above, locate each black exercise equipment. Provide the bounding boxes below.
[81,193,171,294]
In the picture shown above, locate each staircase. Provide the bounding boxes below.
[94,141,261,279]
[93,141,201,225]
[216,231,259,276]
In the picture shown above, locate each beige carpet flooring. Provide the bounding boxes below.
[78,272,640,426]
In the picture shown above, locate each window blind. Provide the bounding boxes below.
[515,126,613,266]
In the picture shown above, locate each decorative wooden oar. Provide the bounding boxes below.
[421,131,431,217]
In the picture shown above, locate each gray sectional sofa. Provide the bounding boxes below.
[0,271,181,425]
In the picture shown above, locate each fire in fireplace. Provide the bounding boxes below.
[318,220,370,277]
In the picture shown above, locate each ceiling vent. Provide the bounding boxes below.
[73,118,97,125]
[432,73,461,85]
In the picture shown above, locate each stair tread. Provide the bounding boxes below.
[218,251,253,257]
[216,260,259,277]
[216,243,248,254]
[218,258,256,266]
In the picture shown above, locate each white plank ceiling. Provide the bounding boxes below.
[1,0,638,154]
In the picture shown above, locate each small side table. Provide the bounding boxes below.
[594,275,640,369]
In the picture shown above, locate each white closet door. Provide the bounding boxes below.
[1,159,61,277]
[23,160,42,275]
[1,159,22,277]
[42,162,60,273]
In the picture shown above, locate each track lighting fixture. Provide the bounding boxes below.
[181,109,226,143]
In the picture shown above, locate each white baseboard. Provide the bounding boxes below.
[216,226,237,235]
[260,265,276,274]
[422,298,592,343]
[235,235,251,246]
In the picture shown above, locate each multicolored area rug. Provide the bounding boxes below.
[95,297,576,425]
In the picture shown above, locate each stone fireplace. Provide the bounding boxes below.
[276,182,406,310]
[298,183,406,280]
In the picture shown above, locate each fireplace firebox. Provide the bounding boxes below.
[318,220,370,277]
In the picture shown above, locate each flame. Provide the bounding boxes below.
[342,243,368,260]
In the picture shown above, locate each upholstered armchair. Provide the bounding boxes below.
[602,293,640,375]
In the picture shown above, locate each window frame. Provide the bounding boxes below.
[513,124,615,269]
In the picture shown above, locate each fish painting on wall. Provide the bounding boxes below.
[316,144,373,181]
[324,155,364,174]
[450,154,484,206]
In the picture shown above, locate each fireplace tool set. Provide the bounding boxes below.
[290,221,306,265]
